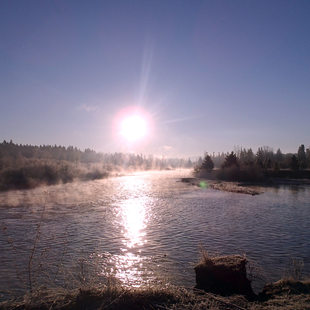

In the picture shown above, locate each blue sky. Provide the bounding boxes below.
[1,0,309,157]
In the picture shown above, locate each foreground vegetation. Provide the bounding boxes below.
[1,250,309,309]
[0,285,245,310]
[1,279,309,309]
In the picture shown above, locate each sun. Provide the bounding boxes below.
[120,114,148,142]
[114,106,152,144]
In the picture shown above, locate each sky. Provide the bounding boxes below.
[1,0,310,157]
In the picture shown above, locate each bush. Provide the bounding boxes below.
[82,169,109,181]
[216,166,264,182]
[0,160,109,191]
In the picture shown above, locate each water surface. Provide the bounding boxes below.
[1,170,310,298]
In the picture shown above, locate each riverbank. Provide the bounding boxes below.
[181,177,310,195]
[2,252,309,309]
[181,177,263,195]
[1,280,309,310]
[0,160,111,192]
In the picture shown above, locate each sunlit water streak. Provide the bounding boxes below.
[0,170,310,299]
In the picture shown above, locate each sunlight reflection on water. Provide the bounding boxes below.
[103,175,152,285]
[103,253,146,287]
[1,170,310,297]
[120,197,148,248]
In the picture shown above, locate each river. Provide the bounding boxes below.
[0,169,309,299]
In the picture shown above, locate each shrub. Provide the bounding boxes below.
[216,166,263,182]
[0,160,109,191]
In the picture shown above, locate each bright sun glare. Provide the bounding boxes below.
[120,114,148,142]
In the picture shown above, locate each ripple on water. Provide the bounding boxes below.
[1,170,310,298]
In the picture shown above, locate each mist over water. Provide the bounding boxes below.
[1,170,310,298]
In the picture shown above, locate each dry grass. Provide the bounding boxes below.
[2,282,309,310]
[252,279,310,310]
[181,177,262,195]
[1,217,309,309]
[0,285,244,310]
[209,182,262,196]
[195,251,255,298]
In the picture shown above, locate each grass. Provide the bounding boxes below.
[195,251,255,298]
[1,252,309,310]
[181,177,262,195]
[1,280,310,310]
[0,285,239,310]
[2,248,308,309]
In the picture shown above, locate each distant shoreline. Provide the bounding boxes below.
[0,141,191,192]
[181,177,310,195]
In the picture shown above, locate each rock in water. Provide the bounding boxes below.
[194,254,255,298]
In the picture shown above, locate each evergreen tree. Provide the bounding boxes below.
[222,152,239,168]
[197,156,203,167]
[275,148,284,166]
[290,155,299,171]
[306,147,310,169]
[201,154,214,172]
[297,144,307,169]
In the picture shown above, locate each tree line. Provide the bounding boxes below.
[0,140,194,191]
[0,140,193,171]
[197,145,310,171]
[195,144,310,181]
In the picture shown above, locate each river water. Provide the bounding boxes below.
[0,169,310,298]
